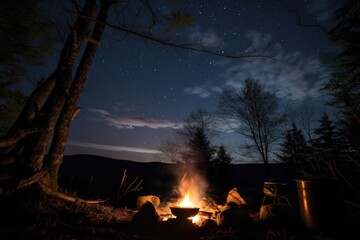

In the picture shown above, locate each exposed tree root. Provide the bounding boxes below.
[1,170,109,205]
[41,186,110,204]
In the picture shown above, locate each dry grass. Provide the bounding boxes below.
[0,186,137,239]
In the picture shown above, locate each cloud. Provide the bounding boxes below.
[112,102,137,112]
[87,108,183,129]
[221,45,329,100]
[188,26,224,48]
[213,117,240,133]
[183,86,211,98]
[305,0,337,22]
[67,140,162,154]
[184,32,330,101]
[245,31,272,51]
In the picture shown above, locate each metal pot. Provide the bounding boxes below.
[170,207,200,220]
[263,180,289,197]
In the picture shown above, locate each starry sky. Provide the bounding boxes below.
[33,0,346,163]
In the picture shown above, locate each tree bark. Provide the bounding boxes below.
[0,0,98,192]
[44,0,113,191]
[19,0,99,172]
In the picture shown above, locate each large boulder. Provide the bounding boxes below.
[137,195,160,209]
[217,202,252,228]
[131,201,160,226]
[226,187,247,206]
[259,203,295,227]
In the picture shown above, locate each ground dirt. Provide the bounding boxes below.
[1,185,359,240]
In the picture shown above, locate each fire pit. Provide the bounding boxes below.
[170,207,200,220]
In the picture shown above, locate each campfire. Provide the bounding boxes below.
[132,170,249,228]
[159,173,219,226]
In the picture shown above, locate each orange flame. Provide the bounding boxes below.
[178,192,195,207]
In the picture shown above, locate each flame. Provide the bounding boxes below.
[166,173,215,226]
[176,191,201,224]
[178,192,195,207]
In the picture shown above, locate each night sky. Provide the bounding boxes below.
[32,0,345,163]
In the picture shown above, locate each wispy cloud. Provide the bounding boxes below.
[87,108,183,129]
[305,0,337,22]
[184,86,211,98]
[188,26,224,48]
[221,47,329,100]
[184,32,329,101]
[67,140,162,154]
[112,102,137,112]
[245,31,272,52]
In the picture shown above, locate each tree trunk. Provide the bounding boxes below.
[43,0,113,191]
[0,0,98,192]
[22,0,99,172]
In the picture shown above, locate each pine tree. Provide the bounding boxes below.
[213,145,232,167]
[309,113,344,177]
[311,113,338,156]
[209,144,232,194]
[186,127,216,177]
[277,122,309,177]
[337,110,360,157]
[323,0,360,122]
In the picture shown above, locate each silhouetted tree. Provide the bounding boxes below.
[308,113,349,177]
[337,110,360,157]
[311,113,338,155]
[159,140,182,164]
[295,0,360,203]
[188,128,216,176]
[217,78,286,178]
[209,145,232,195]
[276,122,309,178]
[323,0,360,204]
[177,108,216,176]
[322,0,360,123]
[310,112,360,202]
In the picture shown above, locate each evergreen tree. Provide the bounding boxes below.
[323,0,360,122]
[337,110,360,157]
[309,113,344,177]
[209,145,232,195]
[187,127,216,176]
[277,122,309,178]
[311,113,338,156]
[213,145,232,167]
